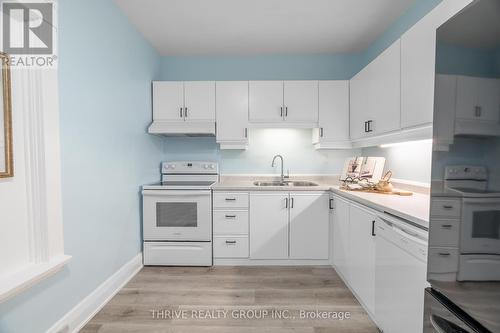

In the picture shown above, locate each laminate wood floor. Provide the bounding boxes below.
[81,266,378,333]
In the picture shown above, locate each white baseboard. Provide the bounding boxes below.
[214,258,331,266]
[46,253,143,333]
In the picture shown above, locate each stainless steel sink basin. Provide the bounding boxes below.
[253,180,318,187]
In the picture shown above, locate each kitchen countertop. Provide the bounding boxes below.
[212,175,430,229]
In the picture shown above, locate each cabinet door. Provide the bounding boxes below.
[184,81,215,121]
[289,193,329,259]
[216,81,249,144]
[349,42,401,139]
[313,81,350,145]
[349,68,372,140]
[249,192,289,259]
[455,76,476,120]
[434,75,457,147]
[401,14,437,128]
[349,204,376,315]
[283,81,318,123]
[371,40,401,135]
[476,78,500,122]
[152,81,184,122]
[332,195,350,280]
[249,81,284,122]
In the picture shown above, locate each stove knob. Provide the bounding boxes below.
[204,164,209,169]
[170,164,175,169]
[210,164,215,169]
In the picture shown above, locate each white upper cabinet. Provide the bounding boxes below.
[401,13,437,129]
[456,76,500,122]
[249,192,289,259]
[283,81,319,123]
[183,81,215,121]
[350,40,401,140]
[153,81,185,122]
[249,80,318,126]
[215,81,249,149]
[312,81,350,149]
[289,193,329,259]
[249,81,284,122]
[433,75,457,149]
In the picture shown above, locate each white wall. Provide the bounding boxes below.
[362,140,433,183]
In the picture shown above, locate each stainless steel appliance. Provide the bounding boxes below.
[426,0,500,331]
[142,161,218,266]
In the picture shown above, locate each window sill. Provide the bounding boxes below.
[0,254,72,303]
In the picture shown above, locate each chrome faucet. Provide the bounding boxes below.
[271,154,289,182]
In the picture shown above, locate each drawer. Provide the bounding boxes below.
[431,199,461,218]
[143,242,212,266]
[429,219,460,247]
[428,247,459,274]
[213,211,248,235]
[214,236,249,258]
[213,192,249,208]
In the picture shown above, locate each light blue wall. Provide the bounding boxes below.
[360,0,442,71]
[164,129,361,174]
[160,53,364,81]
[496,48,500,77]
[436,42,498,77]
[0,1,163,332]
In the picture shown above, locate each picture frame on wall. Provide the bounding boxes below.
[0,52,13,178]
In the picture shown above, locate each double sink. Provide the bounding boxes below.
[253,180,318,187]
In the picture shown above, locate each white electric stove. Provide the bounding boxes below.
[142,161,219,266]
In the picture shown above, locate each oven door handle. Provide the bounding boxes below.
[142,190,211,196]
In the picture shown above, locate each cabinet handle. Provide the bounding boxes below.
[225,240,237,245]
[280,107,283,117]
[367,120,373,132]
[184,107,188,118]
[244,128,248,138]
[180,107,183,118]
[225,198,236,201]
[290,197,294,208]
[438,252,451,257]
[441,224,452,229]
[442,205,453,209]
[475,106,482,118]
[329,198,334,210]
[320,127,324,137]
[285,197,288,208]
[225,215,237,219]
[285,106,288,117]
[371,220,376,236]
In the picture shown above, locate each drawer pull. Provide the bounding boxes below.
[225,198,236,201]
[225,240,237,245]
[441,224,453,229]
[442,205,454,209]
[225,215,237,219]
[438,252,451,257]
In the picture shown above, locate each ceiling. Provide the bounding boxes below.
[113,0,417,56]
[438,0,500,49]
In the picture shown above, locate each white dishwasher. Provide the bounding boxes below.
[375,214,429,333]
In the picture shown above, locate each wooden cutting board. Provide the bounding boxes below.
[341,188,413,196]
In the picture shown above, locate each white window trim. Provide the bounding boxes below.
[0,68,70,303]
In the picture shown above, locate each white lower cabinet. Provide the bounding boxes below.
[332,196,429,330]
[289,193,330,259]
[213,191,249,259]
[249,192,330,260]
[332,195,351,280]
[249,192,289,259]
[348,204,377,316]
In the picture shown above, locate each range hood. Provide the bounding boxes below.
[148,121,216,137]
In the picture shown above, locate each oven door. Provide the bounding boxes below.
[461,198,500,255]
[142,190,212,241]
